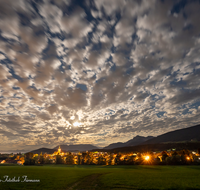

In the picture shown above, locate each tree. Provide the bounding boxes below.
[65,152,74,165]
[10,155,17,160]
[135,153,142,165]
[77,154,83,165]
[38,153,45,164]
[86,152,95,165]
[24,158,35,165]
[82,152,87,164]
[56,155,63,164]
[166,157,171,165]
[25,152,33,159]
[127,155,136,165]
[171,151,178,156]
[154,156,161,165]
[197,148,200,155]
[97,155,106,165]
[114,153,122,165]
[108,153,114,165]
[44,157,52,164]
[20,157,25,165]
[167,154,181,165]
[33,155,39,164]
[161,151,168,162]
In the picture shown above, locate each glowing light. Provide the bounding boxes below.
[144,155,150,161]
[70,116,75,120]
[186,157,190,160]
[58,146,61,153]
[73,122,82,127]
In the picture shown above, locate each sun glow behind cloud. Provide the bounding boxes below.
[73,122,82,127]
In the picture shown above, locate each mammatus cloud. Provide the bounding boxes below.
[0,0,200,152]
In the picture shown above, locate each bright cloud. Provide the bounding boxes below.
[0,0,200,152]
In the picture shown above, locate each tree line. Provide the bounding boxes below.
[23,149,200,165]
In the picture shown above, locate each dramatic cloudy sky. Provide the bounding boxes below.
[1,0,200,152]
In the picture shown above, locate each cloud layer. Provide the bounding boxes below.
[0,0,200,151]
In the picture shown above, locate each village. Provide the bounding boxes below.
[1,146,200,166]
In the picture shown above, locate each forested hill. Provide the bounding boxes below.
[143,124,200,145]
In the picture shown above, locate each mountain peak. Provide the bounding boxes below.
[143,124,200,145]
[104,135,154,149]
[133,135,143,139]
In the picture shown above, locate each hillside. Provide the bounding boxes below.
[125,135,154,146]
[104,142,126,149]
[29,148,57,154]
[104,135,154,149]
[54,144,99,152]
[143,124,200,145]
[92,142,200,153]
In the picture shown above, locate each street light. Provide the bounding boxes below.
[144,155,150,161]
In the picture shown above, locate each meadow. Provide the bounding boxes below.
[0,165,200,190]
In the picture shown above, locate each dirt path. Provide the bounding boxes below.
[67,173,104,190]
[67,173,137,190]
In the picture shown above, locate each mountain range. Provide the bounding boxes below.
[103,135,154,149]
[53,144,99,152]
[29,148,57,154]
[142,124,200,145]
[28,124,200,153]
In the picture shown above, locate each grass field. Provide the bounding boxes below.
[0,165,200,190]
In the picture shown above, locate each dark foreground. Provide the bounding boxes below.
[0,165,200,190]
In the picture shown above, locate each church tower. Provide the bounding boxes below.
[58,145,61,154]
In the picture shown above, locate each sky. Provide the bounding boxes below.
[0,0,200,152]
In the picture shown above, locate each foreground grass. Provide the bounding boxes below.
[100,165,200,190]
[0,165,200,190]
[0,165,104,190]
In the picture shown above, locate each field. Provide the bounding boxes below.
[0,165,200,190]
